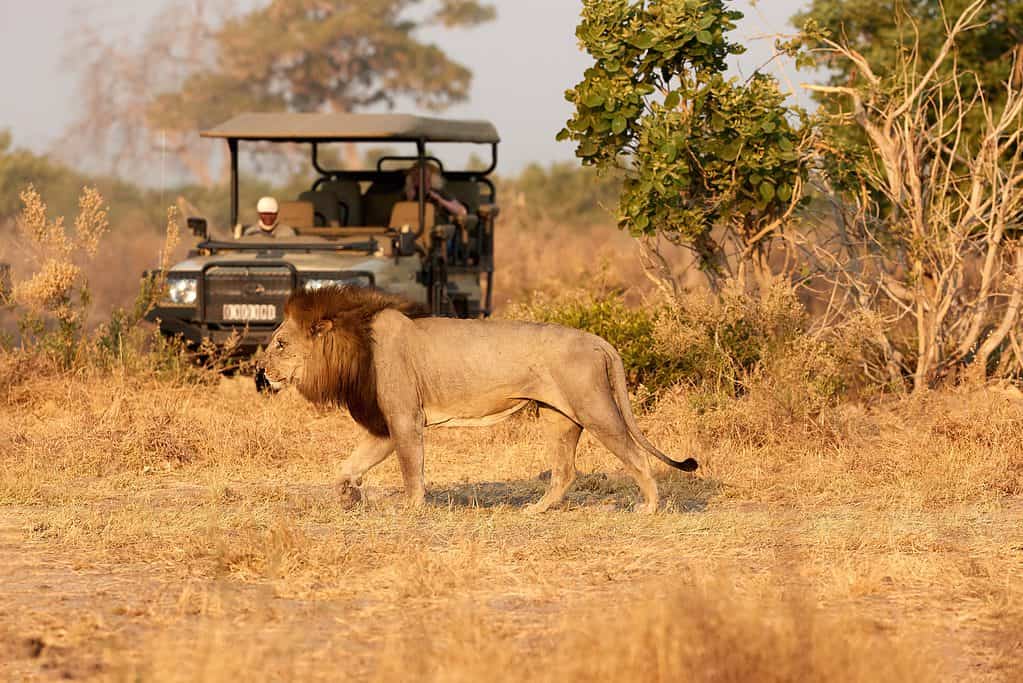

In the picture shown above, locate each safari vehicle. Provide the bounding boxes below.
[146,112,500,352]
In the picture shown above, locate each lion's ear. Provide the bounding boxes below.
[311,319,333,337]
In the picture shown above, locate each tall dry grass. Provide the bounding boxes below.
[493,202,702,308]
[0,190,190,347]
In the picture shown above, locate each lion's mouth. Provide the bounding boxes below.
[263,371,286,391]
[256,367,287,394]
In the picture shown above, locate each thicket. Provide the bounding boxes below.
[561,0,1023,392]
[510,283,859,415]
[502,162,622,226]
[0,137,316,239]
[0,137,622,239]
[0,188,237,388]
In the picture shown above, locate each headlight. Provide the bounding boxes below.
[303,275,371,291]
[166,277,198,305]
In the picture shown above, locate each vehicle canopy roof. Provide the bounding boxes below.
[201,113,500,144]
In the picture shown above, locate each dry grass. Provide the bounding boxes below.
[0,220,189,339]
[2,194,1022,680]
[1,358,1022,681]
[493,204,702,308]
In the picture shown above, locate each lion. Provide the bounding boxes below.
[259,286,698,513]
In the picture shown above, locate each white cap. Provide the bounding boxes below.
[257,196,279,213]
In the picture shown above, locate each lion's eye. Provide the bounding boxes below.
[276,339,286,350]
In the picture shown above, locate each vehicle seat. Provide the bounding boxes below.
[444,180,481,213]
[318,179,364,226]
[389,201,435,234]
[298,190,342,226]
[363,179,406,226]
[278,200,314,229]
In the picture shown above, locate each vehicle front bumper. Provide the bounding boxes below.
[146,305,278,353]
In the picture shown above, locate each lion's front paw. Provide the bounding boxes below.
[523,501,550,515]
[336,479,364,509]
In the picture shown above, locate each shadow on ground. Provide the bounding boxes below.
[426,470,722,513]
[80,472,722,515]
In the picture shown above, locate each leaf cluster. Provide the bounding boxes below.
[560,0,809,274]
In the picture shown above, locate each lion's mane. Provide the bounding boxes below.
[284,285,425,437]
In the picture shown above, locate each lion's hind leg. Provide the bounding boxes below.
[524,407,582,514]
[574,398,660,514]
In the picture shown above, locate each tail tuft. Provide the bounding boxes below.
[671,457,699,472]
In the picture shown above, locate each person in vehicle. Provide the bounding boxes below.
[404,161,467,222]
[241,196,297,238]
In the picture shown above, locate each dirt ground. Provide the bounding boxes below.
[2,370,1022,681]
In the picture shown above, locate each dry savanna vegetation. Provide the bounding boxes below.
[4,2,1023,676]
[2,340,1023,681]
[1,188,1022,682]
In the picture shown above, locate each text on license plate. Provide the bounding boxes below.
[222,303,277,321]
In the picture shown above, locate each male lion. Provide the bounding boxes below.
[259,286,698,513]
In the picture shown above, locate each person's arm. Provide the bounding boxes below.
[428,189,467,218]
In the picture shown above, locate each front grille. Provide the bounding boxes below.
[204,265,293,324]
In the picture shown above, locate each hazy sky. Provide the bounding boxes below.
[0,0,809,174]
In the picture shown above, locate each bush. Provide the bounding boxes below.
[510,290,684,400]
[503,162,622,227]
[509,283,852,413]
[1,188,226,388]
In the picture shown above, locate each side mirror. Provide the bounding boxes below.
[187,217,208,240]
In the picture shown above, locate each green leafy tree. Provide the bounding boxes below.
[561,0,810,294]
[148,0,494,132]
[794,0,1022,112]
[66,0,495,182]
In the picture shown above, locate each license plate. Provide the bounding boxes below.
[222,303,277,321]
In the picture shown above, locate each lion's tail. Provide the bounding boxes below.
[601,346,699,472]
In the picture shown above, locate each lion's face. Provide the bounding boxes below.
[261,318,317,391]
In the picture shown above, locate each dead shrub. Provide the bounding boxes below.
[8,186,108,365]
[509,281,856,421]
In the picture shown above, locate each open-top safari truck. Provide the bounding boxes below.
[146,112,500,353]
